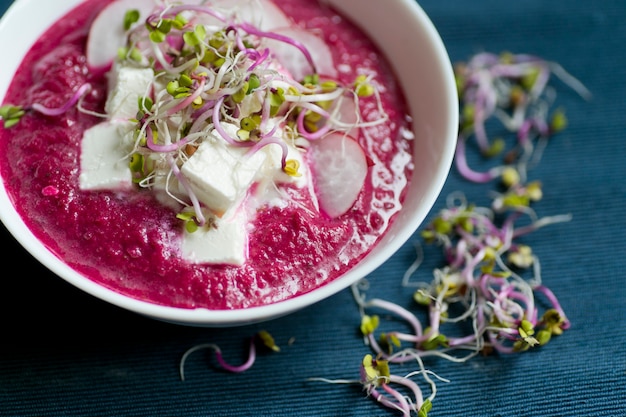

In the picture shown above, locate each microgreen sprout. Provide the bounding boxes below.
[308,352,445,417]
[0,83,92,128]
[179,330,279,381]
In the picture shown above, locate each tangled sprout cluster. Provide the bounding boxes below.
[453,51,591,185]
[308,52,588,416]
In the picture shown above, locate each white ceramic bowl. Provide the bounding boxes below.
[0,0,458,326]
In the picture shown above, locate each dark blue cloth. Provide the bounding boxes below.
[1,1,625,416]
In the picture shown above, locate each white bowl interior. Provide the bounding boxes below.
[0,0,458,326]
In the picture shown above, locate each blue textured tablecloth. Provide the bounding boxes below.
[1,1,625,416]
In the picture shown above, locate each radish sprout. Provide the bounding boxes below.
[179,330,279,380]
[0,83,92,128]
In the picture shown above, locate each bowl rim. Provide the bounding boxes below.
[0,0,458,326]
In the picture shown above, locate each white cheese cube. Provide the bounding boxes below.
[181,135,267,215]
[79,121,134,190]
[181,214,248,266]
[105,63,154,120]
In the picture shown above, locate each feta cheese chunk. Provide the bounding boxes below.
[181,134,268,215]
[79,121,134,190]
[181,213,248,266]
[105,62,154,120]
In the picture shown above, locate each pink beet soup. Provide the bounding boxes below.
[0,0,414,309]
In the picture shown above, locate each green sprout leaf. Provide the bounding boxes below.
[247,73,261,92]
[123,9,140,31]
[354,74,374,97]
[360,315,379,336]
[269,87,285,117]
[361,354,390,386]
[183,24,207,47]
[172,13,188,30]
[283,159,301,177]
[150,29,167,44]
[0,104,25,128]
[138,96,153,112]
[550,108,568,133]
[418,399,433,417]
[257,330,280,352]
[176,211,199,233]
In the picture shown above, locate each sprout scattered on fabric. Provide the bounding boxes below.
[321,185,571,415]
[179,330,279,380]
[308,352,444,417]
[454,51,591,186]
[308,51,584,416]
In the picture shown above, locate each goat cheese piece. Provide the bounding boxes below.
[105,63,154,119]
[79,121,134,190]
[181,213,248,266]
[181,131,268,216]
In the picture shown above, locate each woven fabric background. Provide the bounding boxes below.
[1,0,625,416]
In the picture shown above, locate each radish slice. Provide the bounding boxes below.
[212,0,292,31]
[307,132,368,219]
[264,27,337,81]
[330,95,360,139]
[86,0,156,69]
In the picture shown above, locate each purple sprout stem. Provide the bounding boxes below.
[296,105,332,140]
[29,83,91,116]
[467,52,500,68]
[533,284,571,329]
[472,110,490,153]
[389,374,425,410]
[462,247,488,285]
[506,288,537,324]
[214,339,257,373]
[447,332,480,347]
[480,274,506,301]
[248,47,270,72]
[212,96,254,147]
[364,298,424,342]
[386,331,429,345]
[189,105,216,134]
[447,238,468,269]
[166,154,206,226]
[179,337,257,381]
[486,330,516,354]
[245,135,288,168]
[144,125,195,152]
[371,383,412,416]
[237,22,316,74]
[454,137,502,183]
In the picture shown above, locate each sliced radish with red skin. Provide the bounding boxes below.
[264,27,337,81]
[216,0,292,31]
[86,0,156,69]
[330,95,360,139]
[307,132,368,219]
[182,0,292,31]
